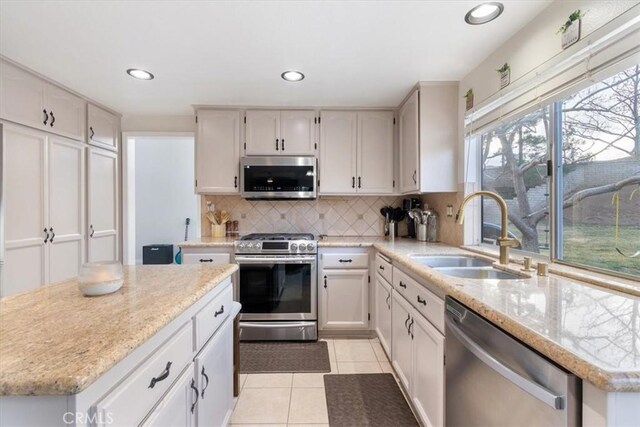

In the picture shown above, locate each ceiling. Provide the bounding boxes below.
[0,0,552,115]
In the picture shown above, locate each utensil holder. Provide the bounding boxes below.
[387,222,398,241]
[416,223,427,242]
[211,224,226,237]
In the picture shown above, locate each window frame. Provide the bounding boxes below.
[475,95,639,281]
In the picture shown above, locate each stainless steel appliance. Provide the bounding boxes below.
[402,198,421,238]
[240,156,316,199]
[445,297,581,427]
[235,233,317,341]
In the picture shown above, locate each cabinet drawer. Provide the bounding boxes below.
[392,266,411,298]
[393,268,444,333]
[94,322,193,427]
[375,253,392,284]
[182,253,231,265]
[194,280,233,351]
[323,253,368,269]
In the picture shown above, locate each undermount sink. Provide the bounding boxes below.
[408,255,494,268]
[434,267,527,280]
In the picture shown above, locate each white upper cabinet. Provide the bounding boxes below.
[88,103,119,151]
[320,110,394,195]
[0,60,86,142]
[399,90,420,194]
[280,110,316,155]
[0,60,47,131]
[87,147,119,263]
[357,111,395,194]
[319,111,358,194]
[245,110,316,156]
[195,110,241,194]
[245,110,280,155]
[399,84,458,194]
[44,83,86,141]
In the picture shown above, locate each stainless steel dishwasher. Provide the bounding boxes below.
[445,297,581,426]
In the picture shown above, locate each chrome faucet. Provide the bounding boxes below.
[456,191,518,265]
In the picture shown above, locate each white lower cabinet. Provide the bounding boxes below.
[389,261,445,427]
[391,291,413,391]
[320,269,369,330]
[412,310,445,427]
[194,317,233,427]
[374,273,392,357]
[141,365,195,427]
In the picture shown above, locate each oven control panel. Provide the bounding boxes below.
[235,240,316,254]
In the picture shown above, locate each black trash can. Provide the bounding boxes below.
[142,244,174,264]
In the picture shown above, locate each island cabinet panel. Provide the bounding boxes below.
[93,322,194,426]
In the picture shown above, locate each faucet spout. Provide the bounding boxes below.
[456,191,518,265]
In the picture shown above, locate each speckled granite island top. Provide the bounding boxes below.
[0,264,238,396]
[372,240,640,392]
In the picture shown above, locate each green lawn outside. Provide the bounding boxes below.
[561,224,640,277]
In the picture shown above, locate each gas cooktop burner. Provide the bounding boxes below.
[240,233,315,241]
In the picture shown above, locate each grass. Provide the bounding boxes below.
[561,224,640,278]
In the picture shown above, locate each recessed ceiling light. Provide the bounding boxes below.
[465,2,504,25]
[281,70,305,82]
[126,68,154,80]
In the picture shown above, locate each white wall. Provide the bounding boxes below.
[122,115,195,133]
[134,136,199,264]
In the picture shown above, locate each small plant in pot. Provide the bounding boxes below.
[496,63,510,89]
[558,10,584,48]
[463,89,474,111]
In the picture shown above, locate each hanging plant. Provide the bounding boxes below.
[496,63,510,89]
[557,10,584,34]
[558,10,584,49]
[463,89,474,110]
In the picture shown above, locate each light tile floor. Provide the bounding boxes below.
[230,338,395,426]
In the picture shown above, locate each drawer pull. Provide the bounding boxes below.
[399,281,407,289]
[417,296,427,306]
[379,265,385,271]
[339,259,353,263]
[200,258,213,263]
[200,366,210,398]
[214,305,225,317]
[190,378,199,413]
[148,361,172,389]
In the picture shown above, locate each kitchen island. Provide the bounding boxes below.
[0,264,238,426]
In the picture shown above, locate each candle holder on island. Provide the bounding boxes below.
[78,261,124,296]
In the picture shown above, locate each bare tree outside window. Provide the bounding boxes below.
[481,64,640,277]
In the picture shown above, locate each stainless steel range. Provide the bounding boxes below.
[235,233,318,341]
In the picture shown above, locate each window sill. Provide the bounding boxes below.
[462,244,640,297]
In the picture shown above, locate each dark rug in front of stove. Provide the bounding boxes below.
[324,373,419,427]
[240,341,331,373]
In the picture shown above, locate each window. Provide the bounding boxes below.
[481,106,551,254]
[557,65,640,277]
[479,64,640,278]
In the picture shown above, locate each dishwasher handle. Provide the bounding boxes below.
[446,317,565,410]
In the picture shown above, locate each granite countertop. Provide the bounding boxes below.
[372,240,640,392]
[0,264,238,396]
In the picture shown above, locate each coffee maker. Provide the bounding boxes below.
[402,198,421,238]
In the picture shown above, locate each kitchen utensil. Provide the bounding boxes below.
[425,209,438,242]
[174,217,191,264]
[387,222,398,241]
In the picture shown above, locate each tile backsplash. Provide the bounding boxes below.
[421,192,464,246]
[201,195,403,237]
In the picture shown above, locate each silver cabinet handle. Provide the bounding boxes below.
[446,317,564,409]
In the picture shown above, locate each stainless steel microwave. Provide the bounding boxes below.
[240,156,317,199]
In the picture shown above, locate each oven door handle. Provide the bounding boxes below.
[241,321,314,329]
[235,256,317,264]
